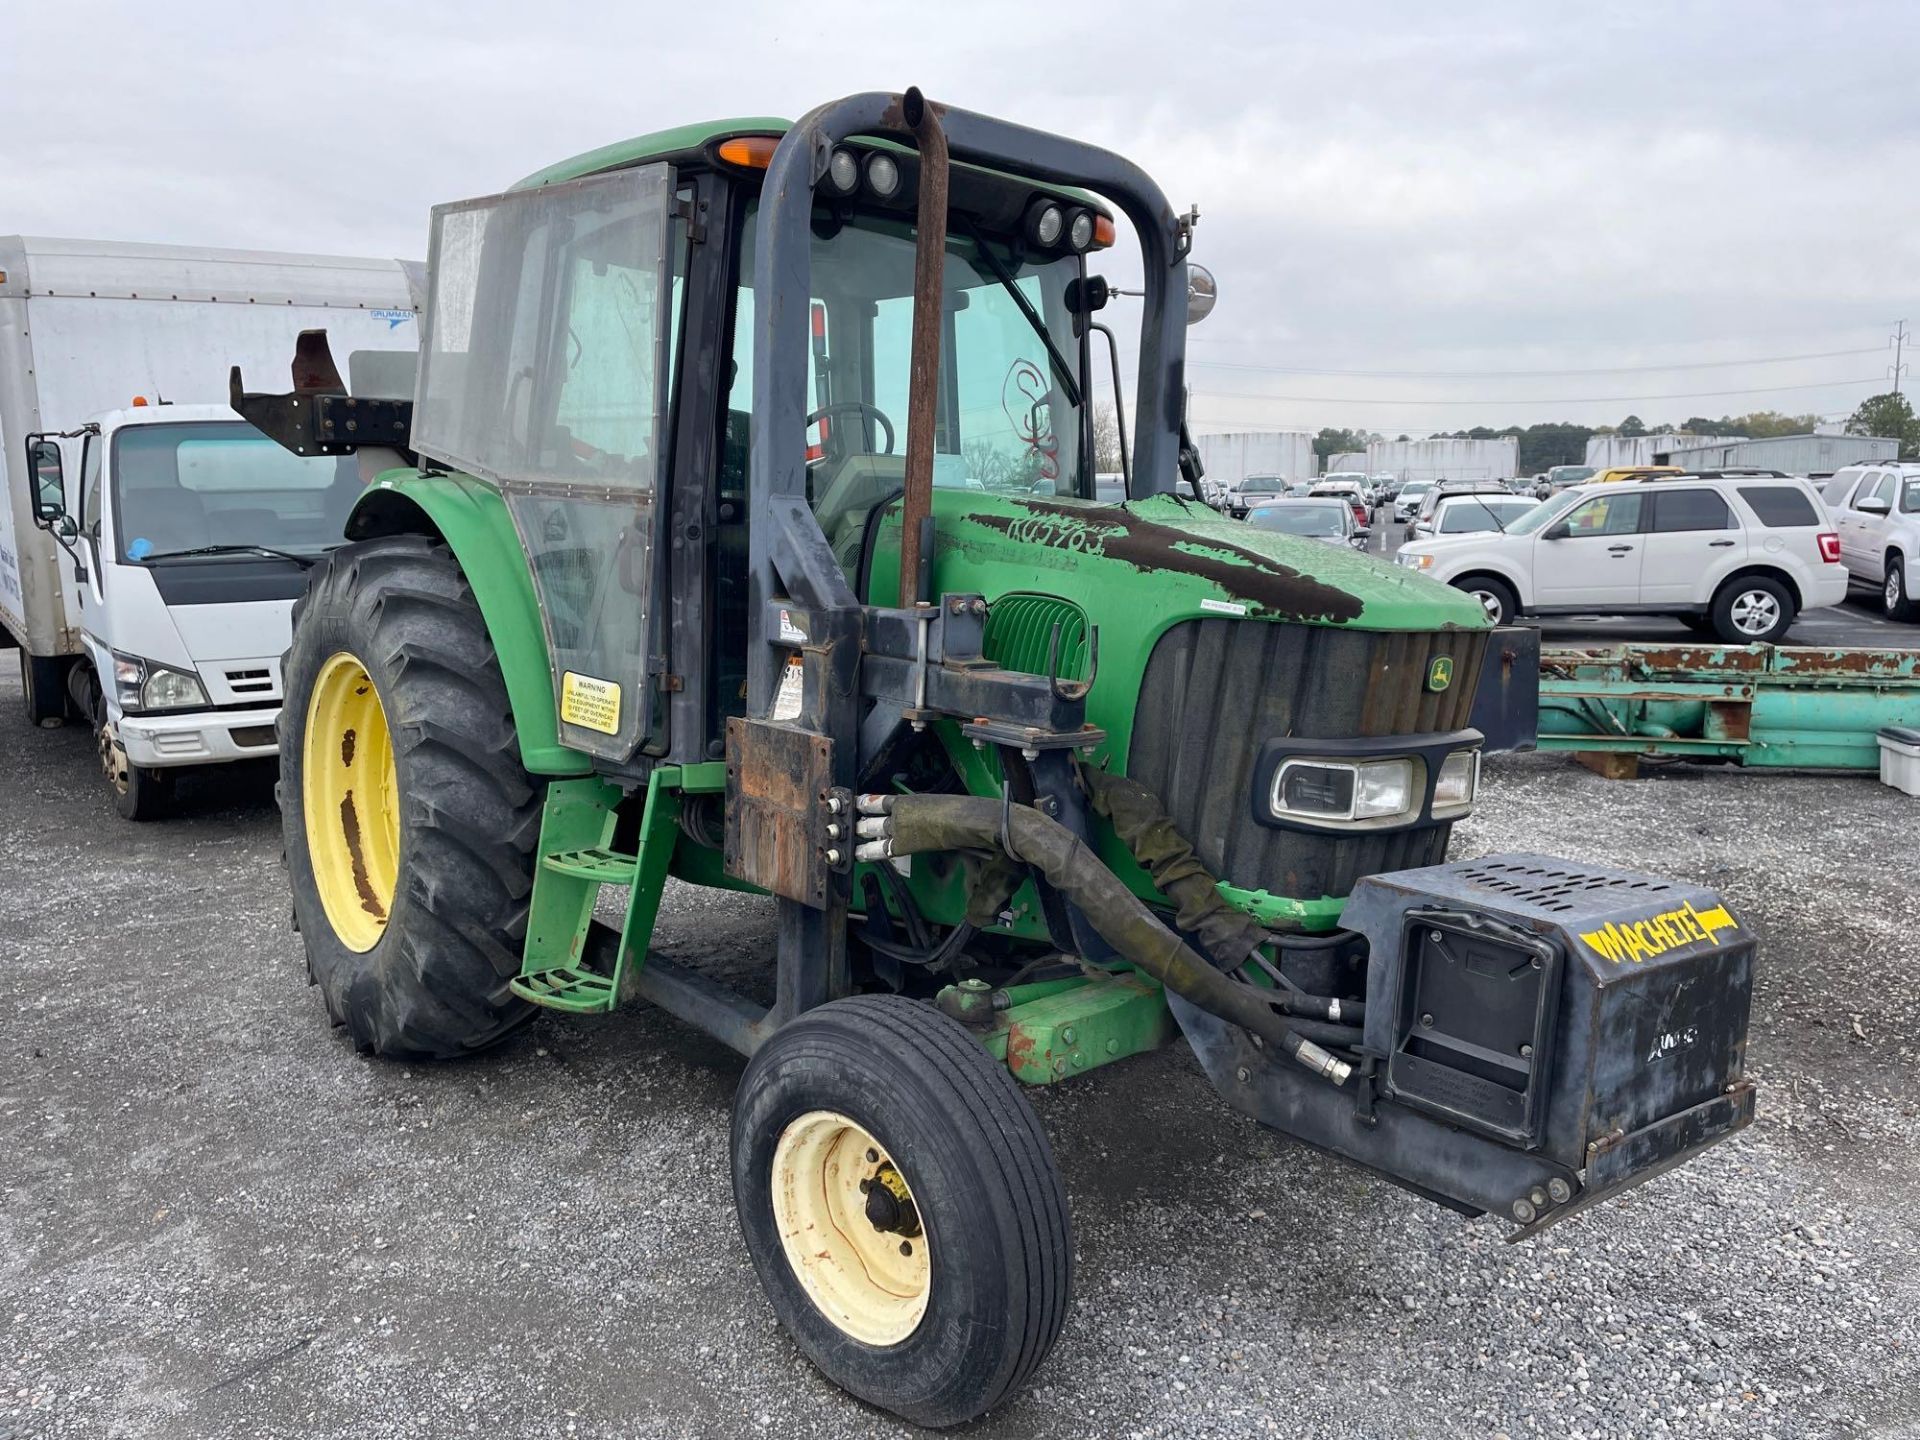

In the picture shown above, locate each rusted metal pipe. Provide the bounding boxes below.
[897,86,948,609]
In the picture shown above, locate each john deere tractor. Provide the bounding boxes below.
[236,90,1756,1426]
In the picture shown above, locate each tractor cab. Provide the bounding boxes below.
[235,90,1756,1430]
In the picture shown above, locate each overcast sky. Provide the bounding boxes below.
[4,1,1916,435]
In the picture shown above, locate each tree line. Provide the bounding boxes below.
[1133,393,1920,476]
[1301,394,1917,472]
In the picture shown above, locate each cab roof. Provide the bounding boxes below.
[513,114,1113,216]
[514,117,790,190]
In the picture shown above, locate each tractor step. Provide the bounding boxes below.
[540,846,640,883]
[510,965,618,1014]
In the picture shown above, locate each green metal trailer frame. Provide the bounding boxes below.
[1537,641,1920,769]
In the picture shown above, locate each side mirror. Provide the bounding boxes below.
[1542,521,1571,540]
[1186,264,1218,326]
[28,438,67,526]
[1857,496,1892,516]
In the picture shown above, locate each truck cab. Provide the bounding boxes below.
[28,402,387,816]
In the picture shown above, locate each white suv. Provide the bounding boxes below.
[1820,462,1920,620]
[1394,475,1846,643]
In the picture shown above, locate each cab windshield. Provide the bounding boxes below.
[112,422,366,563]
[727,202,1088,568]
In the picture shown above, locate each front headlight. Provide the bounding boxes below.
[1397,552,1434,569]
[143,664,209,711]
[112,652,209,712]
[1432,748,1481,817]
[112,654,145,710]
[1273,758,1415,823]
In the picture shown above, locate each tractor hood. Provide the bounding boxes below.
[868,489,1494,924]
[873,490,1489,634]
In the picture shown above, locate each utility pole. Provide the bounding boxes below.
[1892,319,1910,396]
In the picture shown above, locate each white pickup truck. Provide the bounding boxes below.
[2,237,419,816]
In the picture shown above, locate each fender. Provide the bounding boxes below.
[347,471,590,776]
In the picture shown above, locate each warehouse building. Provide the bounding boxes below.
[1663,431,1899,474]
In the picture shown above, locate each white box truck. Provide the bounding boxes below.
[1,236,420,817]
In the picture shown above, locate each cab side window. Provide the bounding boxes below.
[1649,488,1733,532]
[80,435,103,532]
[1562,492,1644,536]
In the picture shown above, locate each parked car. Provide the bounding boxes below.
[1393,475,1845,642]
[1224,474,1290,518]
[1371,472,1400,502]
[1391,479,1435,523]
[1547,464,1596,489]
[1309,478,1370,526]
[1588,465,1681,486]
[1244,497,1369,550]
[1820,462,1920,620]
[1404,480,1511,541]
[1412,493,1538,539]
[1284,480,1317,497]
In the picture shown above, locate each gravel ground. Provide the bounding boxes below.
[2,663,1917,1440]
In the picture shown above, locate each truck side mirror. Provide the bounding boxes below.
[27,438,66,526]
[1186,265,1218,326]
[1542,521,1571,540]
[1857,496,1891,516]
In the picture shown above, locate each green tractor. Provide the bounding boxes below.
[236,90,1757,1427]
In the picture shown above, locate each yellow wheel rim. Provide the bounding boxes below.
[771,1110,931,1346]
[303,651,401,953]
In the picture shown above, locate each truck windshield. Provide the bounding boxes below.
[112,422,367,563]
[726,201,1088,566]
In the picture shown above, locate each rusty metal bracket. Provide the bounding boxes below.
[229,328,413,459]
[723,718,837,907]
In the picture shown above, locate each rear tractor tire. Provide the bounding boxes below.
[731,995,1073,1428]
[278,535,541,1059]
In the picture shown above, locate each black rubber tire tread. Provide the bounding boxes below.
[278,534,540,1060]
[20,649,69,726]
[115,761,171,822]
[1452,573,1519,626]
[1710,573,1795,645]
[1885,552,1919,622]
[731,994,1072,1428]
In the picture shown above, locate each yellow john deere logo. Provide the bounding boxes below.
[1581,900,1739,966]
[1426,656,1454,692]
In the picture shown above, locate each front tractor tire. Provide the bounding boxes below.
[731,996,1072,1428]
[279,535,541,1059]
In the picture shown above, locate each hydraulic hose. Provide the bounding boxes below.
[1075,761,1273,966]
[854,793,1353,1085]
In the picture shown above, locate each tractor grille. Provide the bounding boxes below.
[1128,619,1486,901]
[982,593,1089,681]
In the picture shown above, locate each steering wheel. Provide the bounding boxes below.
[806,401,896,458]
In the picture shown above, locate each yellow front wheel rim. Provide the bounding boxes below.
[303,651,401,953]
[771,1110,931,1346]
